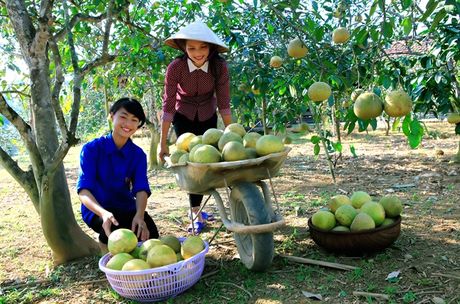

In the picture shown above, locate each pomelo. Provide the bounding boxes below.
[121,258,151,271]
[379,195,403,217]
[308,82,332,102]
[176,132,196,151]
[334,204,358,227]
[380,218,395,227]
[147,244,177,268]
[350,213,375,232]
[181,236,205,260]
[107,228,138,255]
[287,38,308,58]
[160,235,181,253]
[192,144,221,163]
[331,225,350,232]
[188,144,204,162]
[177,153,189,165]
[353,92,383,120]
[351,88,364,102]
[129,246,142,259]
[138,238,163,260]
[255,135,284,156]
[202,128,223,146]
[332,27,350,44]
[311,210,336,231]
[270,56,283,68]
[170,149,187,164]
[243,132,262,148]
[106,252,134,270]
[176,252,184,261]
[222,141,247,161]
[328,194,352,213]
[188,135,203,151]
[447,113,460,124]
[245,147,258,159]
[384,90,412,117]
[350,191,372,209]
[224,123,246,137]
[360,201,386,226]
[218,131,243,151]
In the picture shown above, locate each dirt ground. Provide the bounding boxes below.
[0,121,459,304]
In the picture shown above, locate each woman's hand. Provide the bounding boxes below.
[132,214,149,241]
[158,143,170,163]
[102,211,119,238]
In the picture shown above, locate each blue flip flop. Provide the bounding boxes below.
[188,211,215,222]
[187,221,206,234]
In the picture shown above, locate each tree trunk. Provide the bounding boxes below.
[147,124,160,170]
[30,52,99,264]
[453,139,460,164]
[262,98,268,135]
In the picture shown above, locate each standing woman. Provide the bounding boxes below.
[158,21,232,234]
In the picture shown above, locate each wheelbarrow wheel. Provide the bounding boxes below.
[229,182,274,271]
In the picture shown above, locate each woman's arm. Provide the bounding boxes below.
[132,191,149,241]
[215,61,232,125]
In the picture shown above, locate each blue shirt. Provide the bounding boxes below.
[77,133,151,225]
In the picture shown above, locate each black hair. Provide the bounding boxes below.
[110,97,146,127]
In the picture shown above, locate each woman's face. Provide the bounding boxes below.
[185,40,210,68]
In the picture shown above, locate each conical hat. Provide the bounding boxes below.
[165,21,229,53]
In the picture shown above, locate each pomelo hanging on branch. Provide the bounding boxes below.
[384,90,413,117]
[308,82,332,103]
[332,27,350,44]
[353,92,383,120]
[447,113,460,124]
[269,55,283,68]
[287,38,308,58]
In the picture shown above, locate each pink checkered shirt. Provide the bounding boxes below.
[162,57,231,122]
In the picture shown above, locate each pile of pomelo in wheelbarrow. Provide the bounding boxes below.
[169,122,287,164]
[308,191,403,255]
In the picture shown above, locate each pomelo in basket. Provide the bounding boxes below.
[138,238,162,260]
[328,194,352,213]
[218,131,243,151]
[222,141,247,161]
[224,123,246,137]
[176,132,196,151]
[188,144,204,162]
[243,132,262,148]
[379,195,403,217]
[193,144,221,163]
[334,204,358,226]
[350,213,375,232]
[202,128,223,146]
[311,210,336,231]
[129,246,142,259]
[181,236,205,260]
[255,135,284,156]
[106,252,134,270]
[160,235,181,253]
[107,228,138,255]
[380,217,395,227]
[360,201,386,226]
[177,153,189,165]
[331,225,350,232]
[147,244,177,268]
[121,258,151,271]
[350,191,372,209]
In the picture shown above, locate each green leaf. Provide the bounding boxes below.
[430,9,447,32]
[314,143,320,155]
[369,0,379,17]
[350,145,357,158]
[401,0,412,9]
[289,85,297,98]
[0,115,4,126]
[419,0,439,22]
[455,124,460,135]
[402,17,412,35]
[383,21,393,38]
[391,117,401,131]
[310,135,321,144]
[333,142,343,152]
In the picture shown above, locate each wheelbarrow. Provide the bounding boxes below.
[166,147,290,271]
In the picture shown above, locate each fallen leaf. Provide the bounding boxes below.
[301,290,322,300]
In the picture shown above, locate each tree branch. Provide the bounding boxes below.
[102,0,115,56]
[48,38,68,137]
[0,90,31,98]
[0,146,39,211]
[53,13,105,42]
